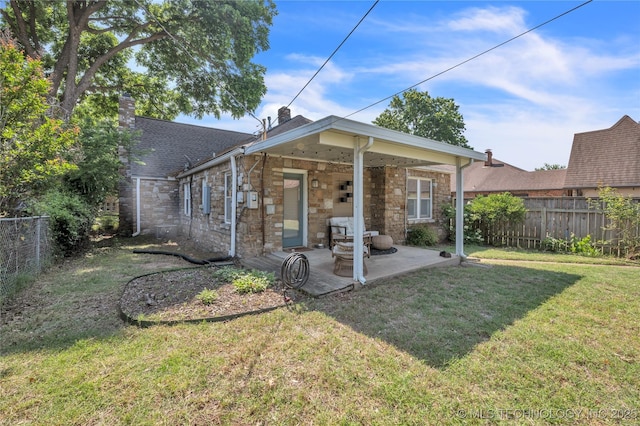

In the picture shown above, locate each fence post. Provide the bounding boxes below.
[36,217,41,271]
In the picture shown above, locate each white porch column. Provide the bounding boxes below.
[353,136,373,284]
[455,157,471,259]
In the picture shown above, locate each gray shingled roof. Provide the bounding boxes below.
[564,115,640,189]
[131,117,252,178]
[447,158,567,193]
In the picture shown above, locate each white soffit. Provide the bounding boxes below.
[244,115,486,167]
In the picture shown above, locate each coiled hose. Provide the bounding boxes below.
[280,252,309,290]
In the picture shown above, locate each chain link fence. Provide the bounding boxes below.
[0,216,52,304]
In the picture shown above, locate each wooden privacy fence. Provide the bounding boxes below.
[479,197,640,256]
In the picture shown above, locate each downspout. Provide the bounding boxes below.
[260,153,267,255]
[353,136,373,284]
[132,177,141,236]
[230,154,238,257]
[455,157,474,259]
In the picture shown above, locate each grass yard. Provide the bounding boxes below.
[1,238,639,425]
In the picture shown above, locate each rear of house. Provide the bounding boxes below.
[119,97,485,262]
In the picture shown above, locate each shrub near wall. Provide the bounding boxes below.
[30,191,94,256]
[406,224,438,247]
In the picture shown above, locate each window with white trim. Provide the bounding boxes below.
[407,178,432,219]
[183,182,191,216]
[224,172,232,223]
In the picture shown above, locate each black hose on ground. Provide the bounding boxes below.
[132,249,232,265]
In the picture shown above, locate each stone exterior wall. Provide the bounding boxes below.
[177,164,234,254]
[405,168,452,241]
[140,178,180,237]
[178,154,452,258]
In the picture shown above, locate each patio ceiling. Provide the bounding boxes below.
[244,115,487,167]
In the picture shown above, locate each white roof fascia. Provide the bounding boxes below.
[176,147,244,179]
[244,115,486,164]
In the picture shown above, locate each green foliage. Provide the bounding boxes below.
[373,89,471,148]
[29,191,94,256]
[64,118,138,209]
[212,266,243,283]
[467,193,527,225]
[406,224,438,247]
[2,0,277,120]
[92,214,118,233]
[0,36,79,214]
[212,266,275,294]
[441,203,483,244]
[589,186,640,259]
[196,288,219,305]
[534,163,566,171]
[467,193,527,244]
[213,267,276,294]
[541,234,599,257]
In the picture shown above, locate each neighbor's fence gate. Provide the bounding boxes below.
[0,216,52,303]
[473,197,640,256]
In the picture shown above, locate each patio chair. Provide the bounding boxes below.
[331,241,369,276]
[328,216,376,256]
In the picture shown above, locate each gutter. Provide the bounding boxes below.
[176,147,244,179]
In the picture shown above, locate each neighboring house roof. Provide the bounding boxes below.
[131,117,251,178]
[446,154,566,194]
[564,115,640,189]
[264,115,314,138]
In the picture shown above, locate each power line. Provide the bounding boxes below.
[343,0,593,120]
[285,0,379,110]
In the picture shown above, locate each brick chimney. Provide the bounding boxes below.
[277,106,291,124]
[118,94,136,236]
[484,149,493,167]
[119,94,135,129]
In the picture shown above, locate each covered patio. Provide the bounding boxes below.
[242,245,460,297]
[244,115,486,285]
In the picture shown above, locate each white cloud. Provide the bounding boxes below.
[447,6,527,34]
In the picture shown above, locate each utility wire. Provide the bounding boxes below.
[343,0,593,120]
[133,0,263,127]
[286,0,379,110]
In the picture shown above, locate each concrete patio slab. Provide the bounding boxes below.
[241,246,460,297]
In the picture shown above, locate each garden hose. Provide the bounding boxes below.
[280,252,309,290]
[132,249,232,265]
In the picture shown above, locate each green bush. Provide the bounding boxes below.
[541,234,599,257]
[589,186,640,259]
[196,288,219,305]
[29,191,94,256]
[441,204,483,244]
[569,234,599,256]
[406,224,438,247]
[212,267,275,294]
[467,192,527,225]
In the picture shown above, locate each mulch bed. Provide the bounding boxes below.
[119,266,306,325]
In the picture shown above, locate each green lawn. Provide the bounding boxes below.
[1,238,639,424]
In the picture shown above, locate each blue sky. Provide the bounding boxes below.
[180,0,639,171]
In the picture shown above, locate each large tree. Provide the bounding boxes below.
[373,89,472,149]
[0,35,78,214]
[1,0,276,120]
